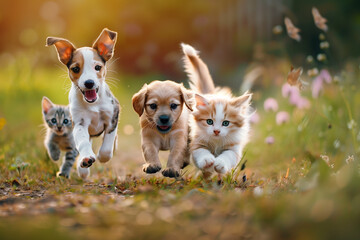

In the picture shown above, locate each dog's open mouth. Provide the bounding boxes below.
[81,88,99,103]
[156,125,172,133]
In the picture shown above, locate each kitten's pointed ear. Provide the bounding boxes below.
[46,37,76,66]
[92,28,117,62]
[180,85,194,111]
[231,92,252,108]
[195,93,209,108]
[132,84,148,116]
[42,96,54,114]
[232,92,252,115]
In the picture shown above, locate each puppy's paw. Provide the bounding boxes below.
[162,168,180,178]
[97,151,113,163]
[57,171,70,179]
[143,163,162,174]
[77,167,90,179]
[80,156,95,168]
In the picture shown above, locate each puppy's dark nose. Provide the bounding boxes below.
[159,115,170,124]
[84,80,95,89]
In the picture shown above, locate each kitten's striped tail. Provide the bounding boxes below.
[181,43,215,94]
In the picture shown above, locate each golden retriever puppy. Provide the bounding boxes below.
[132,80,194,178]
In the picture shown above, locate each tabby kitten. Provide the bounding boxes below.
[42,96,78,178]
[181,44,252,177]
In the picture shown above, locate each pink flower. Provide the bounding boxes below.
[276,111,290,125]
[282,83,292,98]
[312,75,323,98]
[320,69,332,83]
[282,83,311,109]
[265,136,275,144]
[250,112,260,124]
[264,98,279,112]
[312,69,332,98]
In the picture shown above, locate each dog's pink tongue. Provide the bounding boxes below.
[85,90,97,101]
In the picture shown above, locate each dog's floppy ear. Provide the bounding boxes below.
[132,84,148,116]
[180,85,194,111]
[93,28,117,62]
[46,37,76,66]
[42,96,54,114]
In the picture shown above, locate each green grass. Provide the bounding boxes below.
[0,59,360,240]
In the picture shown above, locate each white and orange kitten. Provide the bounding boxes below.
[181,43,252,177]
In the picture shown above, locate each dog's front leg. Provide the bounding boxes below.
[142,138,161,174]
[162,133,187,178]
[73,122,96,179]
[98,127,117,163]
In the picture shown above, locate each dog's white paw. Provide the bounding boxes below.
[77,166,90,179]
[79,156,96,168]
[97,151,113,163]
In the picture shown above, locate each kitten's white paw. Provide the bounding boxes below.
[195,154,215,170]
[214,159,230,174]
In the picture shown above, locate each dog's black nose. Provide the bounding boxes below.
[84,80,95,89]
[159,115,170,124]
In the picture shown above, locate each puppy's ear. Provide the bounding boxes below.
[46,37,76,66]
[92,28,117,62]
[132,84,148,116]
[42,96,54,114]
[180,85,194,111]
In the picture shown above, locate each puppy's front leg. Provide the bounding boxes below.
[73,122,96,179]
[162,132,187,178]
[142,138,161,174]
[98,127,117,163]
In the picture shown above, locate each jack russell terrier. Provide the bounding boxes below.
[46,28,120,179]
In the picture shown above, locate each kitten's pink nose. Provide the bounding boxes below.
[214,130,220,136]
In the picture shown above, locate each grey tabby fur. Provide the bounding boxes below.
[42,96,78,178]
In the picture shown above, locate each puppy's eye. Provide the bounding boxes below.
[149,103,157,110]
[51,118,57,124]
[95,65,102,71]
[71,66,80,73]
[170,103,178,110]
[63,119,69,124]
[222,120,230,126]
[206,119,213,125]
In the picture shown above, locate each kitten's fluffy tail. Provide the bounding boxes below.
[181,43,215,94]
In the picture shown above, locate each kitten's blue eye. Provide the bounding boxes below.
[222,120,230,126]
[206,119,213,125]
[149,103,157,110]
[63,119,69,124]
[170,103,178,110]
[51,118,57,124]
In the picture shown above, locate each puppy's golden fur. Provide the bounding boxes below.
[132,80,193,178]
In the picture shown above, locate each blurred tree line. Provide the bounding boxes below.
[0,0,359,80]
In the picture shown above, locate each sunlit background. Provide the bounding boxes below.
[1,1,360,239]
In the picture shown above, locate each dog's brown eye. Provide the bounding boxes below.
[95,65,102,71]
[149,103,157,110]
[170,103,178,110]
[71,66,80,73]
